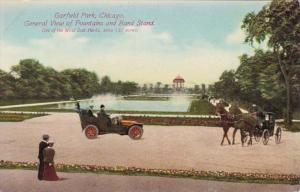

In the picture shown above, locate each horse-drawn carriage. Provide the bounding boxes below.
[252,112,282,145]
[216,101,282,146]
[76,103,143,140]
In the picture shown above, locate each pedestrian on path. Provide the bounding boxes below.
[42,141,59,181]
[38,134,49,180]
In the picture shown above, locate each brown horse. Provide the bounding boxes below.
[216,103,233,145]
[235,113,258,146]
[215,102,244,145]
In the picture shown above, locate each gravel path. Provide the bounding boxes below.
[0,113,299,174]
[0,169,299,192]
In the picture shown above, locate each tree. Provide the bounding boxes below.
[1,58,104,100]
[212,70,240,101]
[99,76,113,94]
[11,59,51,99]
[44,67,72,99]
[236,50,286,114]
[242,0,300,127]
[149,83,154,93]
[201,84,206,95]
[120,81,138,95]
[142,84,148,93]
[0,69,14,98]
[113,80,123,95]
[154,82,162,93]
[207,84,213,95]
[163,84,170,93]
[61,68,100,98]
[193,85,200,94]
[236,50,274,103]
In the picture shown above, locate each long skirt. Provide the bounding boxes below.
[43,163,59,181]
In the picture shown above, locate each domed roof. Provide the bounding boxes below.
[173,75,185,83]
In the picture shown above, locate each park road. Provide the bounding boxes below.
[0,113,300,174]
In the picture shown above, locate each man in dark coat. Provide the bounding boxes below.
[38,134,49,180]
[97,104,111,128]
[98,104,108,117]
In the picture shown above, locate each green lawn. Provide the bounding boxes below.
[188,99,216,115]
[0,112,47,122]
[0,99,66,106]
[0,104,61,112]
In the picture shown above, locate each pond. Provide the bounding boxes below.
[58,95,191,112]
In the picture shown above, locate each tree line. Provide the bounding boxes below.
[0,59,139,100]
[0,59,207,101]
[139,83,206,94]
[210,0,300,128]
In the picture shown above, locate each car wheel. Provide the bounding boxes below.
[84,125,99,139]
[128,125,143,140]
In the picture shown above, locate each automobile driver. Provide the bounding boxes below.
[98,104,111,127]
[98,104,106,116]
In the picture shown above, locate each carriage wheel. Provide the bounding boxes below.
[84,125,99,139]
[128,125,143,140]
[254,134,261,142]
[262,129,270,145]
[275,127,282,144]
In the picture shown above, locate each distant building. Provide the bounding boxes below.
[173,75,185,91]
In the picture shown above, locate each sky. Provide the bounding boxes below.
[0,0,269,86]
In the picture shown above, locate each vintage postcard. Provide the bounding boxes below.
[0,0,299,191]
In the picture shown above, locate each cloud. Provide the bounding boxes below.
[90,29,241,85]
[225,25,246,45]
[0,28,243,86]
[180,43,240,85]
[116,26,174,51]
[0,41,29,71]
[0,32,92,72]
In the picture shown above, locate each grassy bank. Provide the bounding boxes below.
[0,104,61,112]
[188,99,216,115]
[0,99,67,106]
[123,116,219,126]
[0,160,299,185]
[0,112,48,122]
